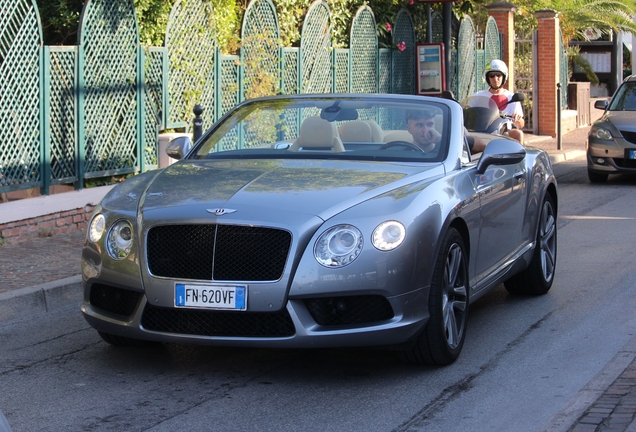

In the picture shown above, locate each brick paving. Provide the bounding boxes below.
[570,363,636,431]
[0,229,85,293]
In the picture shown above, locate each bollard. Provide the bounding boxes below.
[556,83,562,150]
[193,104,204,143]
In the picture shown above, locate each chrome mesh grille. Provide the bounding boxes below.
[146,225,291,281]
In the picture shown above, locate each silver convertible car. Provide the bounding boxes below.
[81,94,558,365]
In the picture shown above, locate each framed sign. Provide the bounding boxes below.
[416,43,446,96]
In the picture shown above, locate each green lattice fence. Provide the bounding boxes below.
[350,6,378,95]
[283,48,300,95]
[78,0,140,179]
[334,49,351,93]
[165,0,216,131]
[456,16,476,102]
[392,9,416,95]
[301,1,332,94]
[142,47,167,168]
[3,0,430,194]
[379,49,392,94]
[241,0,281,100]
[44,47,78,187]
[0,0,43,195]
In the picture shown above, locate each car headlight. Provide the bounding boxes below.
[106,220,134,260]
[590,126,612,140]
[314,225,363,267]
[372,221,406,251]
[88,214,105,243]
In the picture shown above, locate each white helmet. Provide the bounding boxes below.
[484,59,508,88]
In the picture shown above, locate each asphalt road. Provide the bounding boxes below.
[2,155,636,432]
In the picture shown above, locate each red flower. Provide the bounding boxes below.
[409,0,414,4]
[386,22,392,32]
[397,41,406,52]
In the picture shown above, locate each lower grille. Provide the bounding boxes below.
[141,304,295,337]
[90,284,142,318]
[614,157,636,169]
[305,295,394,326]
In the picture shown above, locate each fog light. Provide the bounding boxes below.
[596,158,605,164]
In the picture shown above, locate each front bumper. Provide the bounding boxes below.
[81,282,429,348]
[587,136,636,174]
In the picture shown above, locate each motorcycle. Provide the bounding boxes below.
[461,92,525,137]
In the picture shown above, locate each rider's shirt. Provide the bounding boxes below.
[473,89,524,119]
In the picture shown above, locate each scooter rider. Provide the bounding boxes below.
[473,59,525,144]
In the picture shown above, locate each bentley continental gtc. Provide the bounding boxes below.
[81,94,558,365]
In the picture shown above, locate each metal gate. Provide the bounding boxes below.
[515,31,536,133]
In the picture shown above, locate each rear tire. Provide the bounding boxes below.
[504,193,557,295]
[400,228,469,365]
[588,169,608,183]
[98,331,159,347]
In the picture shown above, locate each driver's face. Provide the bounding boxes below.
[407,117,436,147]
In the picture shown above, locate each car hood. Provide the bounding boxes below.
[603,111,636,131]
[129,159,443,225]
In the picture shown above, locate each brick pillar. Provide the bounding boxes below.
[535,9,560,137]
[486,2,516,91]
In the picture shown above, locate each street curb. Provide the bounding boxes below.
[0,275,82,322]
[549,150,586,166]
[539,333,636,432]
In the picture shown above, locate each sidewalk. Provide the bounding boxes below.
[7,126,633,432]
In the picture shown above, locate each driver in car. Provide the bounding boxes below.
[406,109,486,155]
[406,109,442,152]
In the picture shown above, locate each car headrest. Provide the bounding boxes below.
[290,116,345,152]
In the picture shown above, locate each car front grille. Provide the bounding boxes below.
[146,224,292,281]
[620,130,636,145]
[141,304,295,337]
[90,284,142,318]
[304,295,394,326]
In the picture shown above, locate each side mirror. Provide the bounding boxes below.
[166,136,192,160]
[510,92,525,103]
[594,99,608,110]
[476,138,526,174]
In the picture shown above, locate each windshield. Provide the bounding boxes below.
[191,96,450,162]
[609,81,636,111]
[461,95,500,132]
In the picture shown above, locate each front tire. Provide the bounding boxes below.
[400,228,469,365]
[504,193,557,295]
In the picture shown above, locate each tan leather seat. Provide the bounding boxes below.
[338,121,373,142]
[289,116,345,152]
[364,120,384,142]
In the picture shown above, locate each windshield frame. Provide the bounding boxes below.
[189,95,452,163]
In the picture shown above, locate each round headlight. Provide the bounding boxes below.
[591,126,612,140]
[372,221,406,251]
[106,220,134,260]
[89,214,105,243]
[314,225,363,267]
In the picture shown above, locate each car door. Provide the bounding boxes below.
[472,159,527,287]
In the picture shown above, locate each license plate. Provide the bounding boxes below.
[175,283,247,310]
[629,150,636,160]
